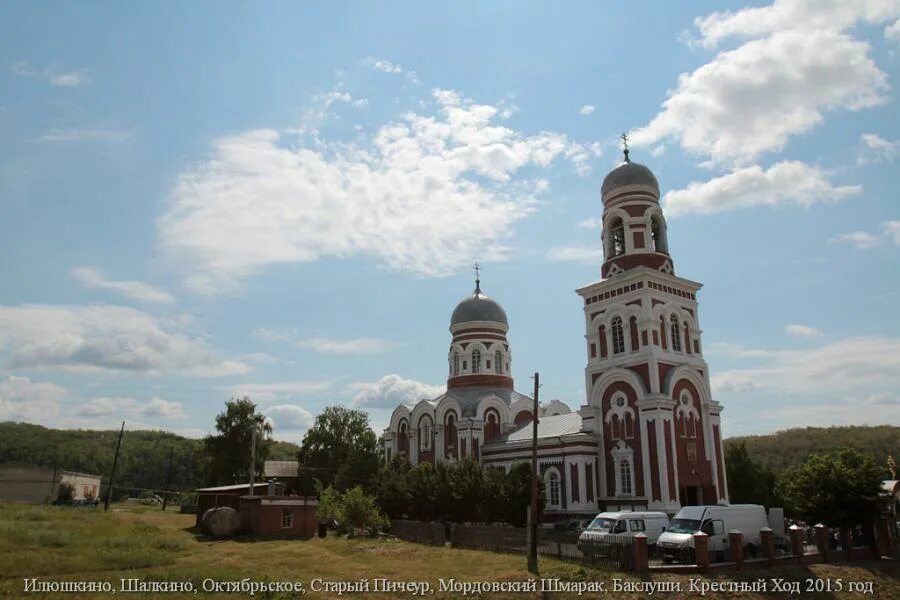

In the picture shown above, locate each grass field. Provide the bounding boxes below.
[0,502,897,599]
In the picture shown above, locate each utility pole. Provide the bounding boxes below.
[161,447,174,511]
[528,372,540,573]
[104,421,125,512]
[249,422,257,496]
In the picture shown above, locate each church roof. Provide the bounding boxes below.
[430,387,531,417]
[450,282,508,326]
[500,412,583,442]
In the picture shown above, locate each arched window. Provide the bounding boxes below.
[484,409,500,442]
[547,471,561,506]
[611,316,625,355]
[619,459,633,496]
[651,216,668,253]
[444,412,457,458]
[453,352,459,376]
[494,351,502,374]
[398,420,409,456]
[472,349,481,374]
[609,217,626,257]
[670,315,682,352]
[419,415,433,451]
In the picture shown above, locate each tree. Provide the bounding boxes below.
[778,448,884,527]
[374,456,412,519]
[503,462,543,526]
[297,406,379,493]
[317,485,389,535]
[56,482,75,504]
[201,397,272,486]
[725,442,780,507]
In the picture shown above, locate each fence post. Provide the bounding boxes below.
[760,527,774,567]
[814,524,829,562]
[789,525,803,563]
[633,533,648,576]
[693,532,709,573]
[729,530,744,570]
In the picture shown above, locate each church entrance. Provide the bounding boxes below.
[680,485,704,506]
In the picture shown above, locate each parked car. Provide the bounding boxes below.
[577,511,670,559]
[656,504,769,563]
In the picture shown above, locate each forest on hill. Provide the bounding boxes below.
[725,425,899,474]
[0,422,300,495]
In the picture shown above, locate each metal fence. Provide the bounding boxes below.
[390,520,446,546]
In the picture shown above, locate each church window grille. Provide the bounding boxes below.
[462,360,467,371]
[611,317,625,354]
[472,350,481,374]
[619,459,633,496]
[281,510,293,529]
[670,316,682,352]
[453,352,459,376]
[494,351,502,374]
[420,416,433,451]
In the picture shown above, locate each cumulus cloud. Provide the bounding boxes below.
[887,18,900,44]
[663,161,860,217]
[761,393,900,428]
[159,89,597,292]
[829,230,882,250]
[350,374,444,409]
[0,304,250,376]
[785,324,822,337]
[366,57,404,74]
[858,133,898,164]
[225,381,331,402]
[142,397,185,419]
[254,328,395,354]
[884,220,900,244]
[633,30,887,165]
[576,217,602,230]
[72,267,175,304]
[579,105,596,116]
[545,245,605,263]
[37,128,132,143]
[692,0,900,49]
[264,404,314,432]
[0,375,66,421]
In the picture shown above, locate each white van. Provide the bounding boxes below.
[656,504,768,563]
[577,511,670,558]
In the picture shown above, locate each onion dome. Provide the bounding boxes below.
[450,280,508,326]
[601,144,659,199]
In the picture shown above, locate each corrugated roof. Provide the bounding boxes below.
[264,460,299,478]
[197,483,269,492]
[501,412,583,443]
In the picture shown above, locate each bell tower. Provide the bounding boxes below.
[577,141,728,513]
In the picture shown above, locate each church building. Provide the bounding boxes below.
[384,150,729,519]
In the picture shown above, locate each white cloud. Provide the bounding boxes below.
[887,18,900,44]
[858,133,898,164]
[884,220,900,244]
[828,230,881,250]
[545,245,604,263]
[663,161,860,217]
[0,375,66,421]
[72,267,175,304]
[366,57,404,74]
[633,30,887,165]
[692,0,900,49]
[710,372,755,393]
[578,105,596,116]
[264,404,314,431]
[10,62,90,86]
[37,128,131,143]
[159,89,595,292]
[576,217,602,230]
[77,397,140,417]
[142,397,184,419]
[254,328,395,354]
[0,304,250,376]
[225,381,331,402]
[785,324,822,337]
[712,335,900,395]
[761,393,900,428]
[350,374,444,409]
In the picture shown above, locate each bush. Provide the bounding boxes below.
[317,485,389,535]
[56,483,75,504]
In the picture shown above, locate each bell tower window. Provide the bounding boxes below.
[651,216,668,254]
[494,350,502,374]
[472,349,481,374]
[670,315,682,352]
[453,352,459,376]
[611,316,625,355]
[609,218,626,257]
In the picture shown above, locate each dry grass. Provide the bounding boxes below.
[0,502,897,599]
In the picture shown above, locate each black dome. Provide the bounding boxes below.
[451,285,508,326]
[601,160,659,196]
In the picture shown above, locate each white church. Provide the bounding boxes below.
[384,149,729,520]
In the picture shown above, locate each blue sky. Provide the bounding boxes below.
[2,1,899,442]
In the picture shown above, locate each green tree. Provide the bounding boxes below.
[502,461,543,526]
[201,397,272,486]
[56,482,75,504]
[725,442,780,507]
[374,456,412,519]
[316,485,389,535]
[407,462,439,520]
[778,448,884,527]
[297,406,379,493]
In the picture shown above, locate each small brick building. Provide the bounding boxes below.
[239,495,318,538]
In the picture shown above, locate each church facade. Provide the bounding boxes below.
[384,152,728,519]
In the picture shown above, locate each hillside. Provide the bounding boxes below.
[726,425,899,474]
[0,422,301,494]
